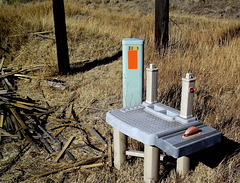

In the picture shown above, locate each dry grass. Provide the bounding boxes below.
[0,0,240,182]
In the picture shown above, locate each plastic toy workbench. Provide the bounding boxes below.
[106,38,222,182]
[106,101,221,158]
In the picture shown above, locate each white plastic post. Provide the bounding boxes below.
[177,156,190,175]
[144,64,160,182]
[113,128,127,169]
[177,73,195,175]
[144,144,160,183]
[180,73,196,119]
[146,64,158,104]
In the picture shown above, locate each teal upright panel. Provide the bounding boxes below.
[122,38,144,108]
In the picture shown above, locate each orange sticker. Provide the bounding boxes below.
[128,50,138,69]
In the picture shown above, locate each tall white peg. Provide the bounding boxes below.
[180,73,196,119]
[146,64,158,104]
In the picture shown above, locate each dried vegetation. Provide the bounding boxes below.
[0,0,240,182]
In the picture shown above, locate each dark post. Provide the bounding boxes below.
[155,0,169,53]
[52,0,70,75]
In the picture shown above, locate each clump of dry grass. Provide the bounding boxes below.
[1,0,240,182]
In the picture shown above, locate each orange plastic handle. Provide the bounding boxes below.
[128,50,138,69]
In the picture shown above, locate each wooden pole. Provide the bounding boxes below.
[155,0,169,53]
[52,0,70,75]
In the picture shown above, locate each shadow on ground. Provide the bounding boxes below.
[158,135,240,180]
[69,51,122,74]
[191,135,240,169]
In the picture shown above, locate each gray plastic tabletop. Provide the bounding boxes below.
[106,102,221,158]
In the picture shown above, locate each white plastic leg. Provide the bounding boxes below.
[113,128,126,169]
[144,144,160,183]
[176,156,190,175]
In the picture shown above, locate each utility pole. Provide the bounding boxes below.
[155,0,169,53]
[52,0,70,75]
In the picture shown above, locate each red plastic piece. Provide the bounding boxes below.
[189,88,194,93]
[182,126,202,139]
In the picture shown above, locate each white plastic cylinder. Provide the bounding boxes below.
[177,156,190,175]
[146,64,158,104]
[113,128,126,169]
[144,144,160,183]
[180,73,196,119]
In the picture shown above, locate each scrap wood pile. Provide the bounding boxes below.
[0,58,51,146]
[0,58,113,179]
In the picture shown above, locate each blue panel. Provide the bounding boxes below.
[122,38,144,108]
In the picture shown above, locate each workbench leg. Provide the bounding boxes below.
[113,128,126,169]
[144,144,160,183]
[176,156,190,175]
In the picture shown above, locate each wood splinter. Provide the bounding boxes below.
[90,127,107,146]
[54,136,75,162]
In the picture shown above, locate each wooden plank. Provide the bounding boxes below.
[32,156,105,179]
[1,65,19,71]
[0,113,4,141]
[0,90,8,95]
[0,128,18,138]
[62,162,104,173]
[0,69,27,79]
[15,74,67,89]
[14,74,37,79]
[8,107,34,144]
[8,102,33,111]
[15,100,39,107]
[23,108,55,116]
[80,162,104,169]
[75,98,95,117]
[54,124,69,137]
[90,127,107,146]
[10,115,22,138]
[54,136,75,162]
[9,108,28,130]
[1,70,14,90]
[0,57,5,71]
[32,33,55,40]
[0,114,3,127]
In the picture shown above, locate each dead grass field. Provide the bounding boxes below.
[0,0,240,182]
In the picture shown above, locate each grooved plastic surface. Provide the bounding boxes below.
[119,107,180,134]
[106,102,221,158]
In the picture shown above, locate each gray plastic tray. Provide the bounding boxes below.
[106,102,221,158]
